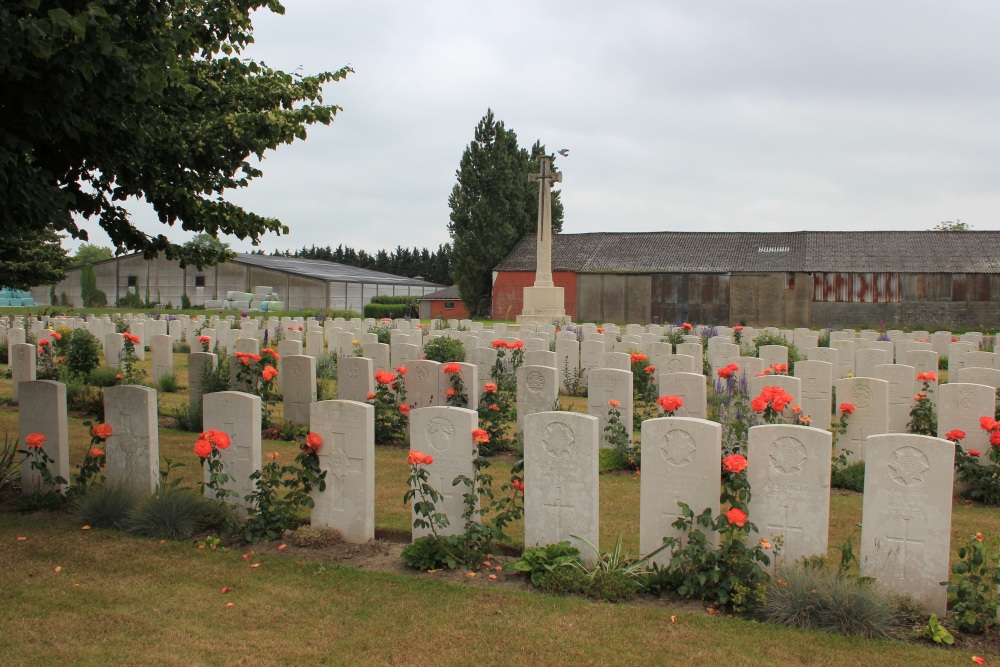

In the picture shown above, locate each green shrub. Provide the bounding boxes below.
[533,566,640,602]
[80,264,108,307]
[88,365,120,388]
[370,295,419,305]
[157,372,179,393]
[126,489,207,541]
[200,355,232,394]
[831,461,865,492]
[63,376,104,419]
[367,323,390,344]
[76,484,138,529]
[363,302,417,319]
[940,356,950,370]
[401,534,464,570]
[172,402,203,432]
[946,533,1000,634]
[316,352,338,380]
[507,541,582,586]
[176,342,191,354]
[756,564,906,639]
[64,329,101,377]
[423,336,465,363]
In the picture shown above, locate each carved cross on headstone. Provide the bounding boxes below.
[767,504,804,545]
[544,484,576,539]
[883,517,924,581]
[328,433,364,516]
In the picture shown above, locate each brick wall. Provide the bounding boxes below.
[429,299,470,320]
[492,271,578,320]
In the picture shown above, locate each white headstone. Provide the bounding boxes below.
[794,360,833,430]
[586,368,633,447]
[10,342,36,403]
[516,365,559,431]
[338,356,375,403]
[19,380,68,494]
[860,433,954,616]
[748,424,832,565]
[409,406,478,538]
[524,411,600,555]
[283,355,317,427]
[656,372,707,419]
[640,417,720,565]
[937,383,994,465]
[404,359,443,409]
[104,385,160,494]
[202,391,262,513]
[873,364,917,433]
[150,334,173,384]
[310,400,376,543]
[834,377,889,463]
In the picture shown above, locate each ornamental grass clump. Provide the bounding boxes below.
[76,483,138,530]
[756,563,907,639]
[126,488,209,541]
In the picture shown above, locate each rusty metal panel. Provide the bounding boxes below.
[813,272,900,303]
[952,274,967,302]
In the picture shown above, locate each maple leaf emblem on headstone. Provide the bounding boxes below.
[768,437,807,475]
[542,423,575,458]
[660,429,696,466]
[887,446,930,486]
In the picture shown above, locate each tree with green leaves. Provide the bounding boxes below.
[447,110,563,317]
[71,244,114,268]
[1,0,351,279]
[0,225,67,290]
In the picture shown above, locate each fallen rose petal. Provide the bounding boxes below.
[159,540,165,544]
[198,545,205,550]
[295,561,304,566]
[242,554,250,561]
[221,587,233,594]
[488,574,497,580]
[483,561,491,567]
[226,602,235,608]
[54,566,62,573]
[466,572,476,578]
[251,563,260,569]
[16,537,26,541]
[81,525,91,531]
[494,566,502,571]
[278,544,287,551]
[670,616,677,623]
[74,584,81,588]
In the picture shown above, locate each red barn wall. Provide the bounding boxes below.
[492,271,578,320]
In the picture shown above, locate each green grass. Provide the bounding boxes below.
[0,515,976,666]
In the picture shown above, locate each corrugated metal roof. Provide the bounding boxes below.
[234,254,442,287]
[495,231,1000,273]
[419,285,461,301]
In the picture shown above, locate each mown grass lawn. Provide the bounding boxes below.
[1,347,998,664]
[0,516,976,667]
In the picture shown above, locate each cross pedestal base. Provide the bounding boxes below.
[517,286,569,325]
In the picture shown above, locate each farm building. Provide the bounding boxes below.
[38,253,442,312]
[492,231,1000,328]
[417,285,470,321]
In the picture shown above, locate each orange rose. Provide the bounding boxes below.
[25,433,45,449]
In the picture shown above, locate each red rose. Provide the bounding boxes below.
[194,439,212,458]
[722,454,748,474]
[305,432,323,453]
[472,429,490,444]
[750,397,767,412]
[944,429,966,443]
[608,399,620,408]
[840,403,856,415]
[442,363,461,375]
[657,395,684,412]
[725,507,748,527]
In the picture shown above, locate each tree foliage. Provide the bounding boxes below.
[0,0,352,273]
[71,243,114,267]
[0,225,67,290]
[268,243,453,285]
[447,109,563,317]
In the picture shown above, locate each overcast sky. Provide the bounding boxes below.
[78,1,1000,255]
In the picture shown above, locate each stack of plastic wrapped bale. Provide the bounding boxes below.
[250,286,273,311]
[204,299,223,309]
[2,288,36,307]
[221,290,251,311]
